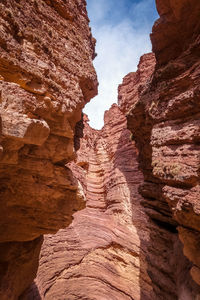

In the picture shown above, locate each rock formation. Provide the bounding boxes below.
[22,105,153,299]
[120,0,200,291]
[1,0,200,299]
[0,0,97,299]
[23,104,200,300]
[22,0,200,299]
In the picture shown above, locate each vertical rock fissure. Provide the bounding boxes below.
[1,0,200,299]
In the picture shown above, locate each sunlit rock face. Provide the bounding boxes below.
[0,0,97,298]
[122,0,200,292]
[23,106,199,300]
[23,105,154,300]
[22,0,200,298]
[2,0,200,299]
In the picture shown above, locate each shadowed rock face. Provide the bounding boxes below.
[0,0,97,298]
[121,0,200,290]
[1,0,200,299]
[23,105,200,300]
[22,1,200,298]
[153,0,200,66]
[22,105,154,299]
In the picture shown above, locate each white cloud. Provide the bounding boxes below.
[84,0,158,129]
[85,0,110,23]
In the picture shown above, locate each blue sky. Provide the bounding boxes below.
[84,0,158,129]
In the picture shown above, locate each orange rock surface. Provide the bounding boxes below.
[24,105,199,300]
[124,0,200,290]
[23,1,200,299]
[0,0,97,298]
[23,105,153,299]
[1,0,200,299]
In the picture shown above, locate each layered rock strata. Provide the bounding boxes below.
[23,105,153,299]
[27,0,200,298]
[0,0,97,298]
[119,0,200,290]
[24,105,199,300]
[2,0,200,299]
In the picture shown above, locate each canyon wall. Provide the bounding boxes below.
[0,0,97,299]
[24,104,199,300]
[120,0,200,290]
[1,0,200,299]
[24,0,200,299]
[23,105,154,300]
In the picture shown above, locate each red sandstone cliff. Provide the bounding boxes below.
[23,0,200,299]
[1,0,200,299]
[23,105,200,300]
[0,0,97,298]
[22,105,152,299]
[120,0,200,290]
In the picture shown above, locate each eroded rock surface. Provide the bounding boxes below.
[122,0,200,290]
[0,0,97,298]
[24,105,199,300]
[23,1,200,297]
[2,0,200,299]
[23,105,152,299]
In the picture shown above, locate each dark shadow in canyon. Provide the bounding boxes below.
[74,113,85,152]
[19,282,42,300]
[116,125,200,299]
[19,105,200,299]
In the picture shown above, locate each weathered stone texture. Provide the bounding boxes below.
[123,0,200,290]
[0,237,43,300]
[2,0,200,299]
[0,0,97,298]
[22,105,152,299]
[23,1,200,298]
[24,105,199,300]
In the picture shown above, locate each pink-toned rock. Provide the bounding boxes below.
[0,0,97,298]
[118,53,156,116]
[22,1,200,296]
[124,0,200,289]
[23,105,153,299]
[1,0,200,298]
[152,0,200,66]
[23,105,200,300]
